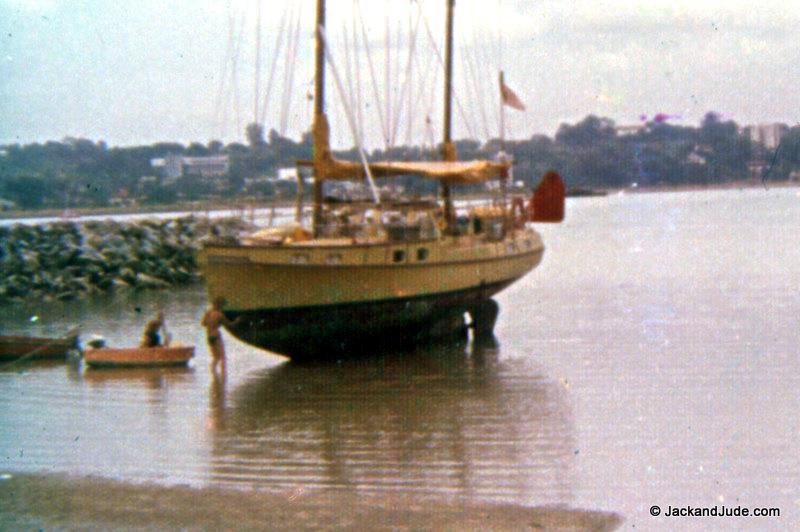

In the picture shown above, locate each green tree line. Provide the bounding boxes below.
[1,112,798,210]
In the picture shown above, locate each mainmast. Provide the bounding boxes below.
[312,0,327,236]
[441,0,456,229]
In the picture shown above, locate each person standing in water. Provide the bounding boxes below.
[201,297,236,376]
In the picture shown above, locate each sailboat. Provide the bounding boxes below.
[198,0,564,360]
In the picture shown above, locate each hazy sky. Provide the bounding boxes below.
[1,0,798,148]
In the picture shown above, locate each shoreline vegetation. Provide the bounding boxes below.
[0,198,296,221]
[2,113,798,213]
[0,216,249,305]
[2,178,797,220]
[0,472,623,530]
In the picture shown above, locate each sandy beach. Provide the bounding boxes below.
[0,473,622,530]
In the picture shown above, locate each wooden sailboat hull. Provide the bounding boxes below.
[200,229,544,359]
[225,277,515,359]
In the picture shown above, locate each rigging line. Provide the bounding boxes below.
[391,6,422,150]
[215,2,236,138]
[277,4,296,136]
[259,3,290,126]
[459,25,486,140]
[465,11,492,139]
[407,40,435,147]
[496,0,505,143]
[341,19,359,141]
[230,12,246,136]
[496,0,504,77]
[404,7,415,148]
[422,27,441,117]
[352,10,365,146]
[405,16,424,147]
[459,51,481,140]
[423,57,442,155]
[356,0,389,152]
[388,12,405,150]
[253,0,262,123]
[417,3,473,148]
[384,4,392,153]
[280,6,303,136]
[318,25,381,205]
[473,15,500,134]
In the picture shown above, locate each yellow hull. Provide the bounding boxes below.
[200,228,543,309]
[198,227,544,358]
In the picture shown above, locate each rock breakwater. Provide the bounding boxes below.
[0,217,249,304]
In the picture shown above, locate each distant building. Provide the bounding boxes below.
[276,167,301,182]
[150,154,230,178]
[687,151,707,165]
[744,123,789,150]
[616,124,648,137]
[184,155,230,177]
[150,154,183,178]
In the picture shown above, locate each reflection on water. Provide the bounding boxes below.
[207,339,575,505]
[0,327,577,508]
[82,366,194,389]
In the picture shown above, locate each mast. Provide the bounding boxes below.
[441,0,456,229]
[498,71,506,150]
[312,0,326,236]
[253,0,262,123]
[498,70,508,208]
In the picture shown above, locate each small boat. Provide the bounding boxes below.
[84,345,194,368]
[0,334,79,361]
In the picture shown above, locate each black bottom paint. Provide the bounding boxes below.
[224,278,516,361]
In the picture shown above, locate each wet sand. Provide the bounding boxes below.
[0,473,622,531]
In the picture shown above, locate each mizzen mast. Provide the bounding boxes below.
[312,0,327,236]
[441,0,456,229]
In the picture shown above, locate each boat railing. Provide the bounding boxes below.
[317,218,439,243]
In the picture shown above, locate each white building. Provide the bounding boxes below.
[151,154,230,178]
[745,123,789,150]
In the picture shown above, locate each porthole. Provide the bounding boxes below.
[417,248,429,261]
[291,253,309,264]
[393,249,406,263]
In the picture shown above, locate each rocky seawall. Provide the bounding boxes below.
[0,217,249,305]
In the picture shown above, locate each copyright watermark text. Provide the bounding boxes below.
[650,505,780,518]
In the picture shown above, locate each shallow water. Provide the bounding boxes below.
[2,187,799,529]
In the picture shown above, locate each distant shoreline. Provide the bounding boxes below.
[1,179,798,222]
[0,198,296,221]
[614,178,800,195]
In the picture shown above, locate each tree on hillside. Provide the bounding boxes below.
[1,176,48,209]
[555,115,617,147]
[246,122,266,148]
[186,142,209,156]
[698,112,750,181]
[207,140,224,154]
